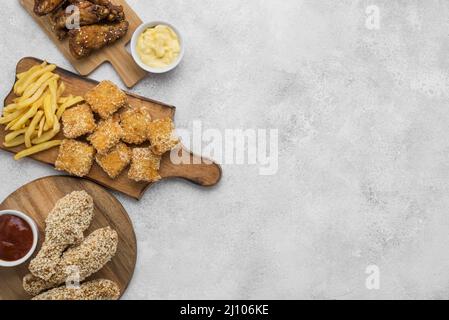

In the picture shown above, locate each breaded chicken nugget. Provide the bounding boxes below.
[29,191,94,281]
[84,80,127,119]
[128,148,161,182]
[32,279,120,300]
[62,104,96,138]
[55,139,95,177]
[23,227,118,296]
[147,118,179,155]
[120,106,152,144]
[96,142,132,179]
[88,117,123,154]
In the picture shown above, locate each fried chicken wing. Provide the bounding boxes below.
[28,191,94,281]
[51,1,124,39]
[32,279,120,300]
[87,0,125,22]
[68,20,129,59]
[34,0,66,16]
[23,227,118,296]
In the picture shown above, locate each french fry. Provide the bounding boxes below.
[14,62,46,93]
[0,109,25,124]
[38,116,45,138]
[14,140,62,161]
[3,103,19,113]
[57,82,66,97]
[4,63,73,160]
[25,111,44,148]
[32,118,60,144]
[56,96,84,119]
[4,128,27,143]
[10,103,39,130]
[20,72,54,101]
[3,135,25,148]
[6,116,22,130]
[49,78,58,115]
[43,93,54,128]
[14,76,56,110]
[15,64,56,96]
[16,65,41,81]
[52,114,59,131]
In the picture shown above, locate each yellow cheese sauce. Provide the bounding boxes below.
[136,25,181,68]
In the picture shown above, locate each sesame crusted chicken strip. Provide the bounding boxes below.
[24,227,118,296]
[68,20,129,59]
[28,191,94,281]
[32,279,120,300]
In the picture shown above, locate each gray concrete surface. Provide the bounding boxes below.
[1,0,449,299]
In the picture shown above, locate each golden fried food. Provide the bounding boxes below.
[29,191,94,281]
[84,80,128,119]
[32,279,120,300]
[69,20,129,59]
[34,0,66,16]
[95,142,131,179]
[55,139,95,177]
[62,104,96,138]
[147,118,179,155]
[128,148,161,182]
[2,63,83,161]
[23,227,118,296]
[51,0,125,40]
[119,106,152,144]
[88,117,122,154]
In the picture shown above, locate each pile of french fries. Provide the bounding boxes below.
[0,62,84,160]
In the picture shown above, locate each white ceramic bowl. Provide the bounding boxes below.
[0,210,39,267]
[131,21,184,74]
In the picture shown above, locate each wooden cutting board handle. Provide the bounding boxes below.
[160,146,222,187]
[108,46,148,88]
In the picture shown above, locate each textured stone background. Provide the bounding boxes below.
[1,0,449,299]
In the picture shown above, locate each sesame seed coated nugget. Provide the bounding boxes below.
[55,139,95,177]
[29,191,94,281]
[32,279,120,300]
[62,104,96,138]
[23,227,118,296]
[120,106,152,144]
[84,80,128,119]
[128,148,161,182]
[96,142,132,179]
[88,117,123,154]
[147,118,179,155]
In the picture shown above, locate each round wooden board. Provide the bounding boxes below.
[0,176,137,300]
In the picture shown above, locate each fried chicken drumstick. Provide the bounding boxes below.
[68,20,129,58]
[28,191,94,281]
[23,227,118,296]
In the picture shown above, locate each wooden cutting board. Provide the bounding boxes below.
[1,57,222,200]
[0,176,137,300]
[20,0,147,88]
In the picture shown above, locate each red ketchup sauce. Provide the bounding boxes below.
[0,214,34,262]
